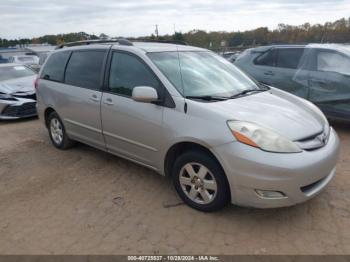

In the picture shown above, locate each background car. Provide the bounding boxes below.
[222,51,241,63]
[0,55,8,64]
[0,63,37,119]
[30,52,51,73]
[8,55,39,67]
[222,51,237,59]
[234,44,350,121]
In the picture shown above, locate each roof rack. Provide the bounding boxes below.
[55,38,133,49]
[133,39,188,46]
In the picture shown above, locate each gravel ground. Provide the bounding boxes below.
[0,118,349,255]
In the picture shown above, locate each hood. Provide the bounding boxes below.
[204,89,326,141]
[0,75,36,95]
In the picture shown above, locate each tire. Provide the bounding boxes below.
[172,150,230,212]
[47,111,75,150]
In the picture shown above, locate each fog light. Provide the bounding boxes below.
[255,189,287,199]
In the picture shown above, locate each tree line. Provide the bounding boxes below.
[1,17,349,49]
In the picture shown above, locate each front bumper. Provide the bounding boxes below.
[0,98,37,120]
[213,128,340,208]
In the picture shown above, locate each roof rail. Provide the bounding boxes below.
[55,38,133,49]
[133,39,188,46]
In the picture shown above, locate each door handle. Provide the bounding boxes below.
[103,98,114,105]
[89,94,100,102]
[264,71,274,76]
[309,80,335,92]
[310,79,327,85]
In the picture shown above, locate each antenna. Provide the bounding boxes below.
[155,24,159,39]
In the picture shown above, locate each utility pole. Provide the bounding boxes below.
[155,24,159,39]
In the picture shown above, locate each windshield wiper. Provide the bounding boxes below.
[229,87,269,99]
[185,84,270,101]
[185,95,229,101]
[258,82,271,90]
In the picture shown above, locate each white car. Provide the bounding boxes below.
[8,55,39,66]
[0,63,37,119]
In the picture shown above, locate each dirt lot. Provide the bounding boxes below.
[0,118,349,255]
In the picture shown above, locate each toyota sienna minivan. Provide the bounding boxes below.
[36,39,340,212]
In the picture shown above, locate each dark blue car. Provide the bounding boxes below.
[0,55,8,64]
[235,44,350,121]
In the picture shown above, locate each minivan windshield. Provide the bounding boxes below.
[148,51,259,98]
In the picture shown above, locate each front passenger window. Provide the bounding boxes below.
[254,50,276,66]
[108,52,160,96]
[276,48,304,69]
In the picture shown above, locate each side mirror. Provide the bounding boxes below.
[132,86,159,103]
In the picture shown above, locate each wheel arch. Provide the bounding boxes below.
[164,141,224,177]
[44,107,56,128]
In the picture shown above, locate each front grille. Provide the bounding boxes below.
[2,102,37,117]
[295,127,330,151]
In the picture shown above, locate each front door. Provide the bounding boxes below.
[272,48,309,98]
[252,47,309,99]
[101,51,164,169]
[251,48,278,86]
[308,49,350,119]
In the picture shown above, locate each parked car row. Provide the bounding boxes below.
[0,52,50,71]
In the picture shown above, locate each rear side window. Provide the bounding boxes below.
[317,51,350,75]
[65,51,106,90]
[41,51,71,82]
[254,50,276,66]
[276,48,304,69]
[108,52,161,96]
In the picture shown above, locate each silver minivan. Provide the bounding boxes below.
[36,40,340,212]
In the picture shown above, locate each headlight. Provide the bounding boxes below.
[227,121,302,153]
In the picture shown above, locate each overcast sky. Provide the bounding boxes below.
[1,0,350,39]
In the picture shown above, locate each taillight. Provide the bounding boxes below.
[34,77,39,90]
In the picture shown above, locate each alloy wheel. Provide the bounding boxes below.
[50,118,63,145]
[179,162,218,204]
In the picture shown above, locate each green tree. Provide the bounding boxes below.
[173,32,184,42]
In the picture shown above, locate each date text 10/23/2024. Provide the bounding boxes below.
[127,256,220,261]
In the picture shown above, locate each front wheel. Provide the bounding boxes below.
[172,150,230,212]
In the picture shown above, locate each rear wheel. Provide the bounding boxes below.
[172,150,230,212]
[48,111,74,150]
